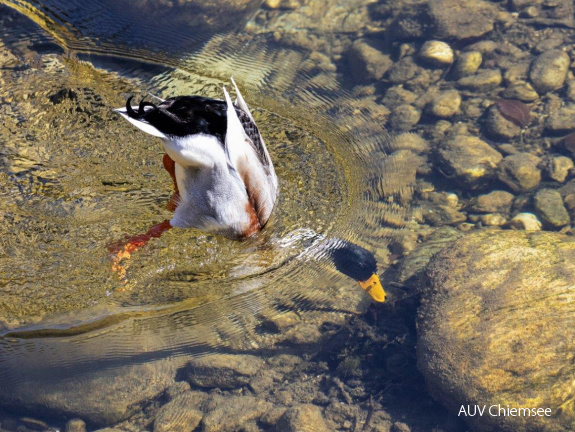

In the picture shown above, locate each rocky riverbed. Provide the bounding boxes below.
[1,0,575,430]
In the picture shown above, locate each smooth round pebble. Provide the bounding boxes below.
[480,213,507,226]
[454,51,482,78]
[529,50,570,94]
[483,213,508,226]
[390,132,430,154]
[430,90,461,118]
[265,0,281,8]
[388,104,421,131]
[445,193,459,208]
[508,213,542,230]
[419,40,454,66]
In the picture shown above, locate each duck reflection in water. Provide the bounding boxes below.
[110,79,385,303]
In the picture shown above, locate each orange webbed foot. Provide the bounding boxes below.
[108,220,172,278]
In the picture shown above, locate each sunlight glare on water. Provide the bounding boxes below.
[0,1,417,425]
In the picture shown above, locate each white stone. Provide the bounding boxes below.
[508,213,542,231]
[420,41,454,66]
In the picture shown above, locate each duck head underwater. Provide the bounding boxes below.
[110,79,385,302]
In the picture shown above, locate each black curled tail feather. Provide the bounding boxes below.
[126,96,157,119]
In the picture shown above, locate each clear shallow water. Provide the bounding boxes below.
[0,1,417,425]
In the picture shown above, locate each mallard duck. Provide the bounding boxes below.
[112,79,385,302]
[115,78,278,239]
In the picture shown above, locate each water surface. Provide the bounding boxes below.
[0,1,418,425]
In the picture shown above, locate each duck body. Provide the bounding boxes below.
[113,82,385,303]
[115,80,278,239]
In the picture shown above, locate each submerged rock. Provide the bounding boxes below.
[529,50,570,94]
[65,419,87,432]
[0,356,178,427]
[546,107,575,134]
[419,41,454,66]
[388,104,421,131]
[479,213,506,226]
[389,133,430,154]
[484,105,522,140]
[453,51,482,78]
[154,392,204,432]
[347,40,392,82]
[547,156,574,183]
[429,90,461,118]
[201,396,272,432]
[276,404,330,432]
[497,153,542,192]
[533,189,570,229]
[457,69,502,92]
[426,0,497,40]
[418,230,575,432]
[436,134,503,189]
[469,190,515,214]
[396,227,463,284]
[508,212,542,231]
[502,81,539,102]
[186,354,264,389]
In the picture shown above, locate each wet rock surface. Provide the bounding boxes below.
[276,404,330,432]
[508,212,542,230]
[547,156,574,183]
[470,190,515,214]
[497,153,542,192]
[153,392,204,432]
[533,189,570,229]
[186,354,265,389]
[436,134,503,188]
[348,40,392,82]
[484,105,522,140]
[529,50,570,94]
[429,90,461,118]
[418,231,575,432]
[457,69,502,92]
[426,0,498,40]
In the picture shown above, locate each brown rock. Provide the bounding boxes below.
[348,40,392,82]
[497,153,541,192]
[419,230,575,432]
[470,190,515,213]
[436,135,503,189]
[154,392,204,432]
[427,0,497,40]
[186,354,264,389]
[201,396,271,432]
[276,404,330,432]
[529,50,570,94]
